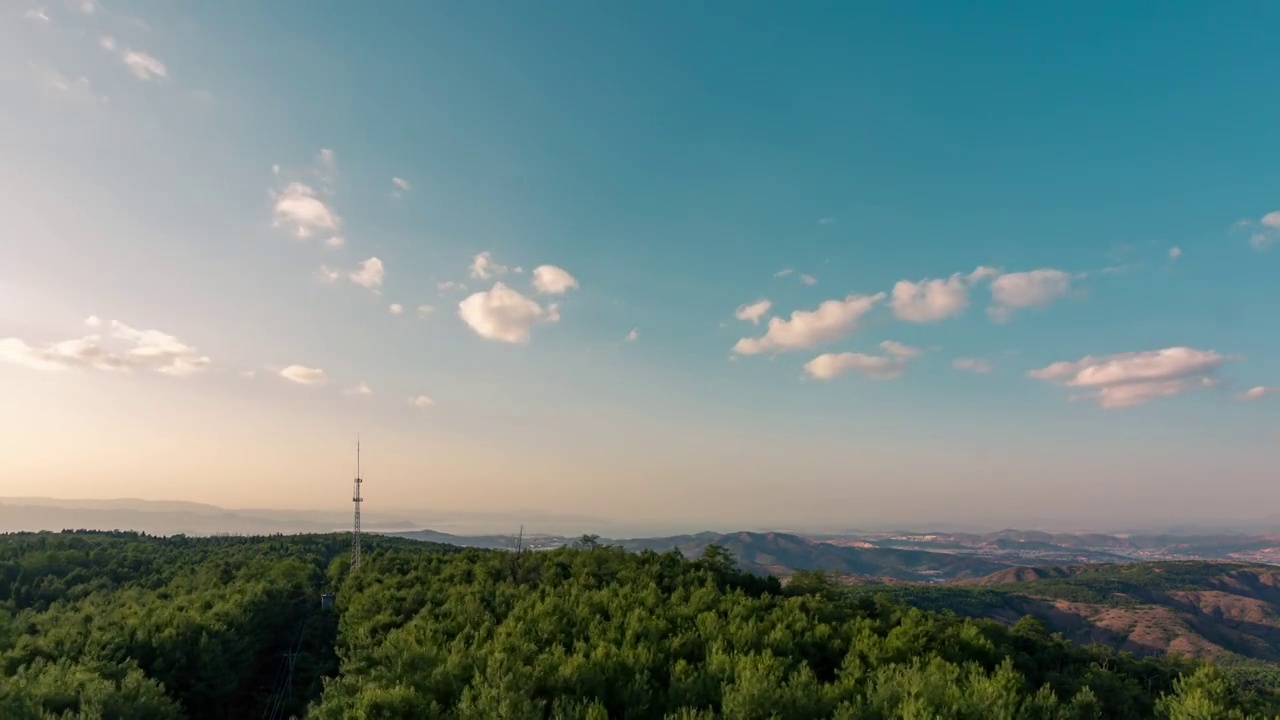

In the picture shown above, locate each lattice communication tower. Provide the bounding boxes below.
[351,440,363,573]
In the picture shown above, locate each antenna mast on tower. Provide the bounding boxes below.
[351,438,363,573]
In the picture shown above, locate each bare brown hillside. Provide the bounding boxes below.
[873,562,1280,663]
[995,563,1280,661]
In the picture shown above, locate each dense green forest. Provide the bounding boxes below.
[0,531,1276,719]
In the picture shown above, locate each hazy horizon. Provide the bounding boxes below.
[4,495,1280,540]
[3,3,1277,530]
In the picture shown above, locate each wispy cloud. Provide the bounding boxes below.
[952,357,993,374]
[0,317,210,377]
[388,303,404,315]
[122,50,168,81]
[392,177,412,197]
[345,382,373,396]
[1234,211,1279,251]
[30,64,102,105]
[279,365,328,386]
[1029,346,1236,408]
[879,340,923,359]
[469,251,510,280]
[1235,386,1278,402]
[624,328,639,343]
[734,299,772,325]
[804,341,922,381]
[409,395,434,408]
[733,293,885,355]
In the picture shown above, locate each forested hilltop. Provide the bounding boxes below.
[1,531,1276,719]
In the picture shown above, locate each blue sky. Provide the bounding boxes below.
[1,1,1277,532]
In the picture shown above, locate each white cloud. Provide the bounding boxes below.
[532,265,579,295]
[988,269,1073,321]
[272,182,340,240]
[733,293,885,355]
[240,370,257,379]
[1238,211,1279,250]
[73,0,96,14]
[0,319,211,377]
[279,365,328,386]
[345,382,373,396]
[624,328,639,343]
[437,280,465,294]
[774,269,794,278]
[417,305,434,318]
[32,65,100,105]
[349,257,384,289]
[409,395,434,408]
[99,35,116,51]
[968,266,1001,282]
[108,321,212,377]
[891,275,967,323]
[890,266,1000,323]
[734,299,772,325]
[325,236,344,248]
[817,217,837,226]
[804,352,908,381]
[800,274,818,286]
[1236,386,1278,402]
[879,340,922,359]
[317,266,341,284]
[25,8,51,24]
[122,50,167,81]
[314,148,337,189]
[392,177,411,197]
[458,282,558,344]
[953,357,993,374]
[469,251,510,280]
[1168,246,1182,261]
[389,303,404,315]
[1029,346,1236,408]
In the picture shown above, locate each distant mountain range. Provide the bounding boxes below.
[6,497,1279,576]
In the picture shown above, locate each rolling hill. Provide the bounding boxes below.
[855,561,1280,664]
[615,530,1013,580]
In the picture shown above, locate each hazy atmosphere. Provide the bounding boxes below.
[3,1,1278,533]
